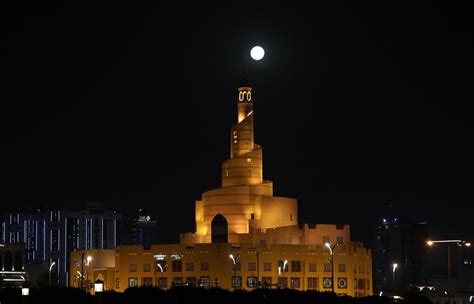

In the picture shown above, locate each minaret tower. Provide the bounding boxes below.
[182,79,298,244]
[222,79,263,187]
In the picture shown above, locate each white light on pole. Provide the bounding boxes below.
[49,261,56,286]
[392,263,398,292]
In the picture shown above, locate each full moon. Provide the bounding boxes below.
[250,46,265,60]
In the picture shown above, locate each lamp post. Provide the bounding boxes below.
[282,260,288,288]
[426,239,471,304]
[325,242,341,293]
[81,252,85,289]
[22,287,29,304]
[392,263,398,292]
[86,256,92,292]
[157,263,167,287]
[49,261,56,286]
[94,279,104,304]
[229,254,237,288]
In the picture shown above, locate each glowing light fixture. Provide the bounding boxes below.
[94,279,104,293]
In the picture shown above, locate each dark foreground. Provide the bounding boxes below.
[0,287,432,304]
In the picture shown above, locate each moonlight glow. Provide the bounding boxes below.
[250,46,265,60]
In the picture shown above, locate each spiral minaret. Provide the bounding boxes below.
[181,79,298,244]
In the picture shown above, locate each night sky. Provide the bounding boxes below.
[1,2,473,245]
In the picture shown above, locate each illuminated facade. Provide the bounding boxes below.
[70,80,373,296]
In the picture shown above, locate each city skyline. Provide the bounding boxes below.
[1,2,473,247]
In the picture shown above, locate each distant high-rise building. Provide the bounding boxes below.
[1,211,45,262]
[119,209,158,248]
[374,217,428,292]
[1,202,120,286]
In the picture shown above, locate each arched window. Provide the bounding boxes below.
[211,214,228,243]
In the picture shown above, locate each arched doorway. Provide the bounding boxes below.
[211,214,228,243]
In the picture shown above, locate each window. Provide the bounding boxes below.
[247,158,251,163]
[309,263,317,272]
[247,276,258,288]
[200,261,209,271]
[115,278,120,289]
[250,213,255,220]
[199,276,210,288]
[308,277,318,290]
[186,262,194,271]
[323,236,330,244]
[357,279,365,290]
[231,276,242,288]
[172,277,183,286]
[354,278,357,289]
[172,260,182,272]
[158,277,167,288]
[324,262,332,272]
[366,279,370,290]
[336,236,344,245]
[260,239,266,247]
[337,277,347,289]
[290,214,293,221]
[186,277,196,286]
[128,277,138,288]
[248,261,257,271]
[338,263,346,272]
[290,277,300,288]
[234,260,241,271]
[142,277,153,287]
[323,277,332,289]
[277,277,288,288]
[299,236,304,245]
[129,264,137,272]
[291,260,301,272]
[143,263,151,272]
[263,262,272,272]
[262,276,272,287]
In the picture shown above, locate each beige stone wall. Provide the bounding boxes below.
[236,224,350,247]
[258,196,298,229]
[72,243,372,297]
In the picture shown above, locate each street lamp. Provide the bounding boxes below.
[94,279,104,304]
[157,263,167,288]
[22,287,29,304]
[279,260,288,288]
[229,254,238,288]
[325,242,341,293]
[157,263,167,277]
[49,261,56,286]
[86,256,92,292]
[426,239,471,303]
[392,263,398,292]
